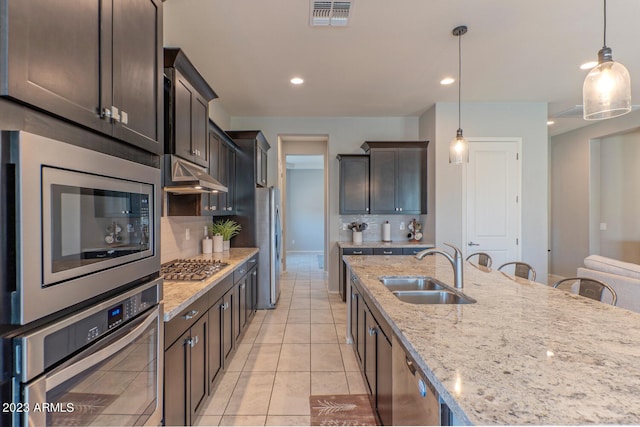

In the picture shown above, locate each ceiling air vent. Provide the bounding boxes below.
[310,1,353,27]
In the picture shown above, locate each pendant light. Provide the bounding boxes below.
[583,0,631,120]
[450,25,468,164]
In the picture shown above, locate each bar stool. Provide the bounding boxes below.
[552,277,617,306]
[498,261,536,281]
[465,252,492,268]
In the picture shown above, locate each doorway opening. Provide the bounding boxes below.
[278,135,329,273]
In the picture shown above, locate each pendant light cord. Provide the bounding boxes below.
[603,0,607,48]
[458,30,462,131]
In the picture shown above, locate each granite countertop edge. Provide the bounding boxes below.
[163,247,259,322]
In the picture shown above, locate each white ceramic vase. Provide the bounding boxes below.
[353,231,363,244]
[223,240,230,251]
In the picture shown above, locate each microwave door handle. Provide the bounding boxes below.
[45,307,159,391]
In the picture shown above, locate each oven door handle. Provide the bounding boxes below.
[45,306,160,391]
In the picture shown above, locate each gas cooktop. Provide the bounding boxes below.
[160,259,229,281]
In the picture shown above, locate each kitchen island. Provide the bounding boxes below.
[344,254,640,425]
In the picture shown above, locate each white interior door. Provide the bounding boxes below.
[465,139,521,268]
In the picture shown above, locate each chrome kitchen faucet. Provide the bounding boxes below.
[415,243,464,289]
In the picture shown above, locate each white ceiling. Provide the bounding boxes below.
[163,0,640,136]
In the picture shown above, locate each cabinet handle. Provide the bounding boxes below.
[182,310,198,320]
[189,335,199,348]
[352,251,363,255]
[405,356,417,375]
[101,107,112,121]
[238,269,246,275]
[368,326,377,336]
[241,283,246,289]
[220,302,229,310]
[399,207,403,212]
[366,208,369,212]
[351,293,357,301]
[121,110,128,125]
[383,250,393,255]
[111,106,120,122]
[248,258,257,264]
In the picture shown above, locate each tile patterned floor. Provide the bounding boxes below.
[195,253,364,427]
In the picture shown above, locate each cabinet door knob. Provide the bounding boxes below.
[399,207,403,212]
[368,326,377,336]
[351,293,357,300]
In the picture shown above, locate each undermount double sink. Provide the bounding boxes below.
[379,276,475,305]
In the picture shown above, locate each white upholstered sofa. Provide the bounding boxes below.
[577,255,640,313]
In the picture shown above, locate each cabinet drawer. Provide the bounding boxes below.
[165,295,209,349]
[373,248,403,256]
[343,247,374,256]
[234,261,248,283]
[402,247,434,256]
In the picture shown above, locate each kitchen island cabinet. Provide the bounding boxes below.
[343,254,640,425]
[1,0,164,154]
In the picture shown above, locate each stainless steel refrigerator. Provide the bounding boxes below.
[232,186,281,309]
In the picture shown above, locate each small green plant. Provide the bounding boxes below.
[208,219,242,241]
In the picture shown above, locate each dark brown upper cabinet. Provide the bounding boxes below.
[226,130,271,188]
[0,0,163,154]
[338,154,370,215]
[203,121,238,216]
[361,141,428,215]
[164,48,217,167]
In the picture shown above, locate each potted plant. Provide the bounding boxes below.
[208,219,242,250]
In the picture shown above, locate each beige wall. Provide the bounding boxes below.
[420,102,549,281]
[550,110,640,276]
[598,130,640,262]
[229,116,420,292]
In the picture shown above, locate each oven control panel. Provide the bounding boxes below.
[38,280,161,372]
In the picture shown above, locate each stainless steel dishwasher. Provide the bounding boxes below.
[392,336,441,425]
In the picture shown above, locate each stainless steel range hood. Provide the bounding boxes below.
[163,155,228,194]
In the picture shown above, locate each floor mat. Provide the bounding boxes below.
[310,394,377,426]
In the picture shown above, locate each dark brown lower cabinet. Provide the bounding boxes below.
[164,330,188,426]
[350,275,393,425]
[221,289,234,367]
[208,300,223,393]
[164,313,208,426]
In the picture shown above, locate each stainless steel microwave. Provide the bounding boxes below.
[5,131,161,325]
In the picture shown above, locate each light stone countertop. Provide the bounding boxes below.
[163,248,258,322]
[343,254,640,425]
[338,240,435,249]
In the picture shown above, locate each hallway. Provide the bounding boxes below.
[195,253,365,426]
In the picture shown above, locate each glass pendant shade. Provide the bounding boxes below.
[583,49,631,120]
[449,129,468,164]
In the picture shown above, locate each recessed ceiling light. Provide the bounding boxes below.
[440,77,455,85]
[290,77,304,85]
[580,61,598,70]
[547,120,555,125]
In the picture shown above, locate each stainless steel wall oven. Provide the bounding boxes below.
[10,278,163,427]
[2,131,161,325]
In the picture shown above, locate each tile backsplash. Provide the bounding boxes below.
[338,214,431,243]
[161,216,212,263]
